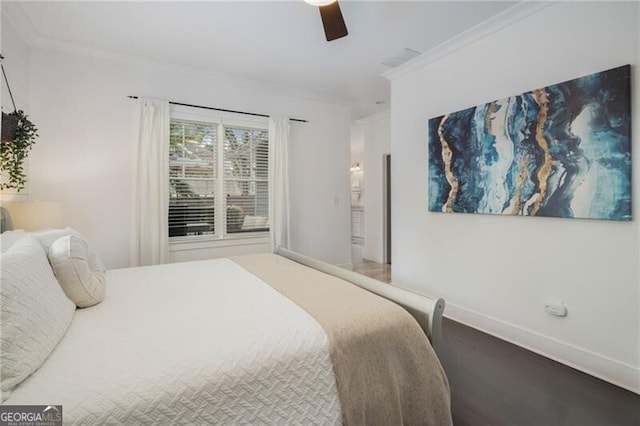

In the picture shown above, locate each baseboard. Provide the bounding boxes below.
[445,303,640,395]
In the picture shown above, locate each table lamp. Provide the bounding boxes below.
[1,200,64,231]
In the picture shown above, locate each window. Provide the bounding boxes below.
[168,109,269,241]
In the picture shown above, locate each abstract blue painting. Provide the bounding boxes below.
[428,65,631,221]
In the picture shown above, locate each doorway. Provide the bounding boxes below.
[383,153,391,265]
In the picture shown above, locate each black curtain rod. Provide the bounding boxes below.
[127,96,308,123]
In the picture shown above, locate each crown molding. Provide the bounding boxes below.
[1,2,352,109]
[33,36,352,108]
[356,109,390,125]
[382,1,558,82]
[1,1,39,46]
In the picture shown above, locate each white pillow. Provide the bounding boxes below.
[241,215,268,230]
[255,216,268,227]
[34,227,106,274]
[241,215,258,230]
[49,235,106,308]
[0,235,75,401]
[0,230,26,253]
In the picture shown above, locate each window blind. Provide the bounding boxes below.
[223,126,269,234]
[168,115,269,239]
[169,120,217,237]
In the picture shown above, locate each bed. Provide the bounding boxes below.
[1,229,452,425]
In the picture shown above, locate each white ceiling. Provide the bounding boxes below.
[12,0,515,119]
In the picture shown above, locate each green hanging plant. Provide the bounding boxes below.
[0,110,38,191]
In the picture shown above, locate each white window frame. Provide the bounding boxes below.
[169,104,270,250]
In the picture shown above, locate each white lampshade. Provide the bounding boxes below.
[1,201,64,231]
[304,0,336,6]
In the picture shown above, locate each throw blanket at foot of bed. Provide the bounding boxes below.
[232,253,452,426]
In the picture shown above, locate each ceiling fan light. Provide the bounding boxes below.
[304,0,336,6]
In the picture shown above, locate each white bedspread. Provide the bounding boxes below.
[5,259,342,425]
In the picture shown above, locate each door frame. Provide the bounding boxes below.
[383,153,391,264]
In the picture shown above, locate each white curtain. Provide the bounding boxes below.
[268,116,291,251]
[130,98,170,266]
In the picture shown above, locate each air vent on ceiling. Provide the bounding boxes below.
[381,48,422,68]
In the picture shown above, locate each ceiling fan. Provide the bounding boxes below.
[304,0,348,42]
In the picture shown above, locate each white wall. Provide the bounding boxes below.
[288,98,352,267]
[0,12,30,198]
[1,17,28,114]
[23,46,351,269]
[388,2,639,392]
[350,122,364,159]
[354,111,390,263]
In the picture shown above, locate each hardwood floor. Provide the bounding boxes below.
[350,254,640,425]
[350,244,391,283]
[352,259,391,283]
[441,318,640,426]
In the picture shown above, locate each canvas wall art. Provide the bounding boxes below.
[428,65,631,221]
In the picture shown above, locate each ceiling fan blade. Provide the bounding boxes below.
[319,1,348,42]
